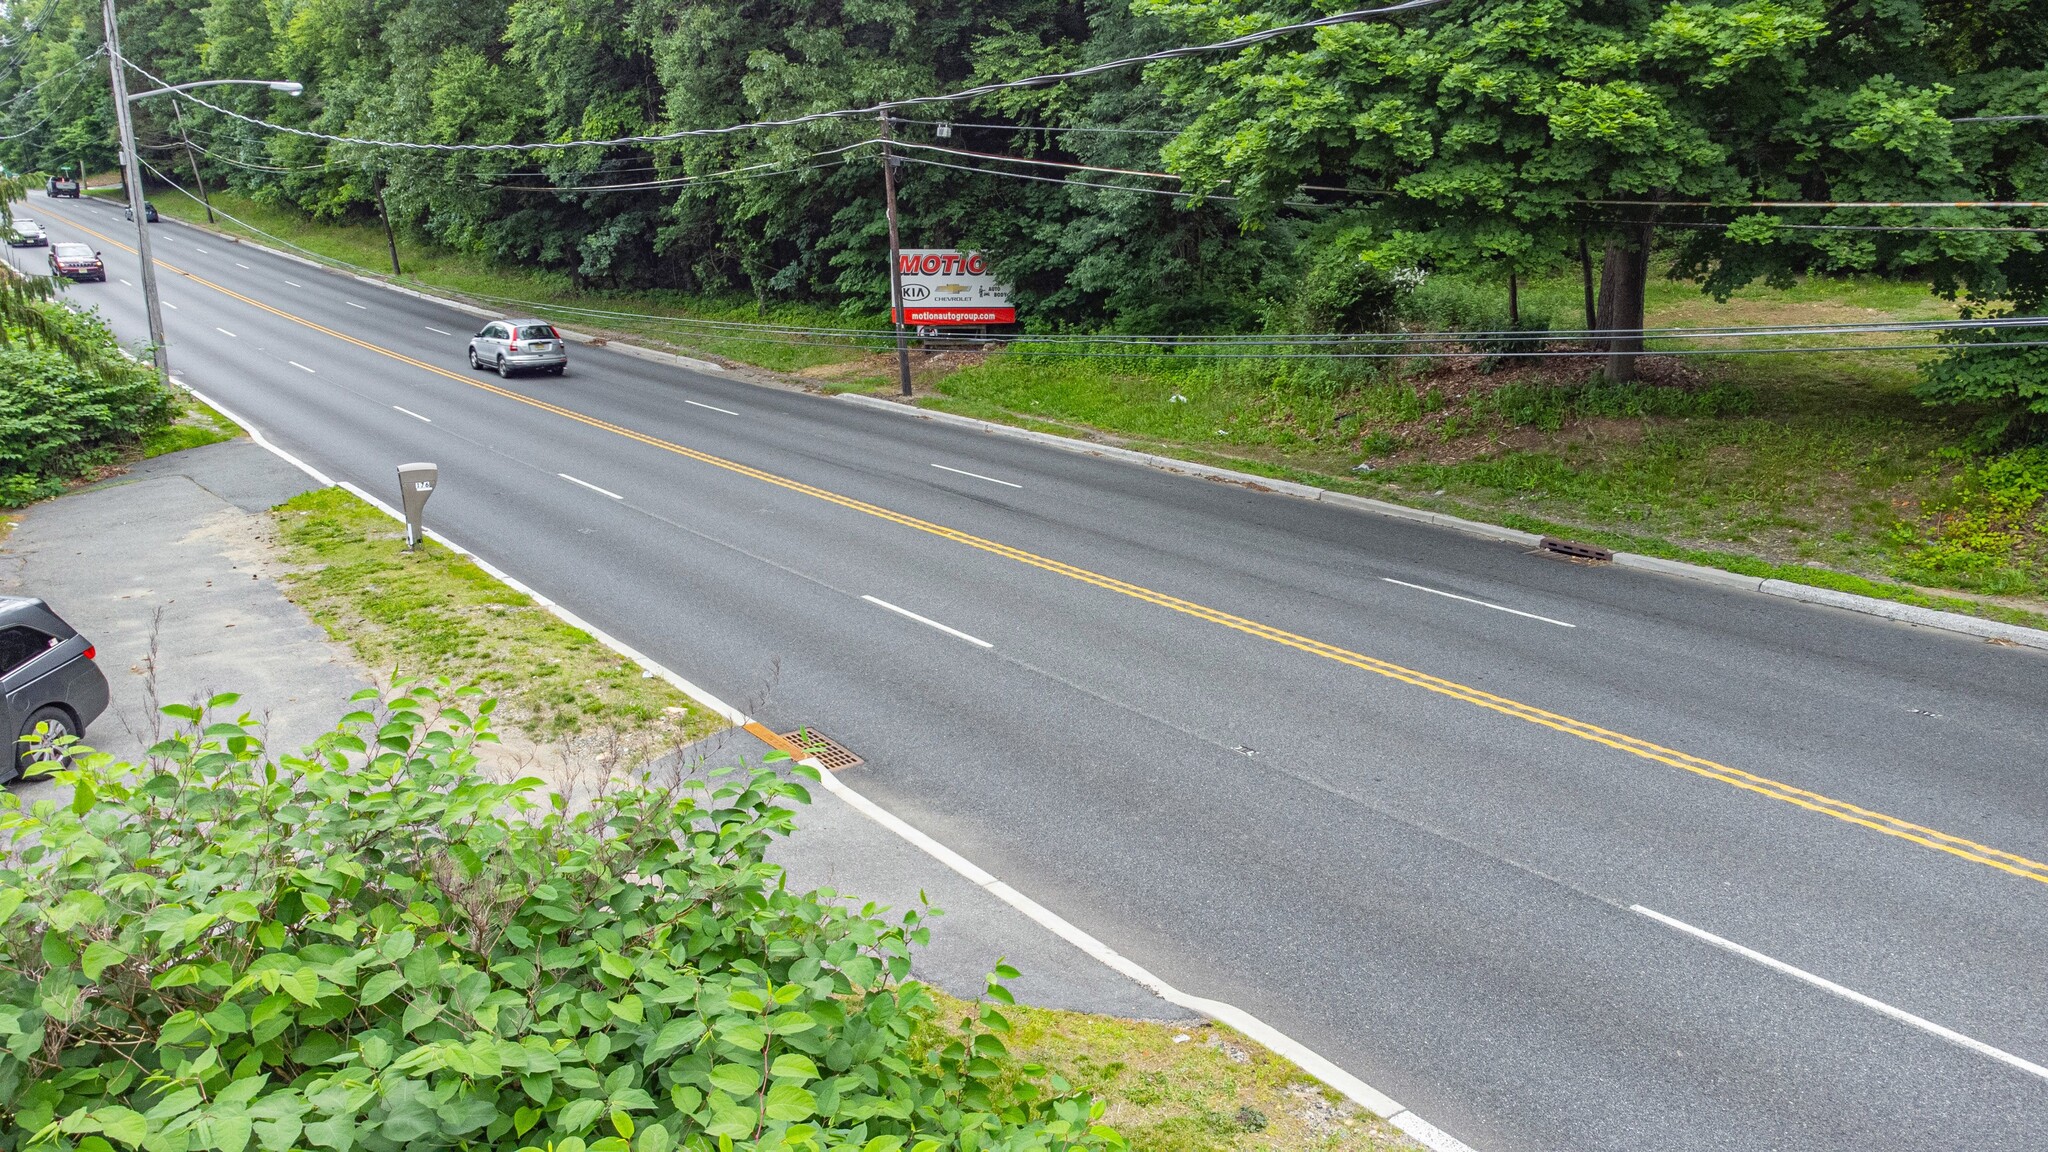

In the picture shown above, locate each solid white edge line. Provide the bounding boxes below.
[159,361,1480,1152]
[393,406,432,424]
[288,361,316,374]
[931,462,1023,489]
[1631,905,2048,1083]
[1380,577,1576,628]
[683,399,740,416]
[860,594,995,649]
[424,326,451,336]
[558,472,623,500]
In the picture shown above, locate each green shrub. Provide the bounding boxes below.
[0,683,1120,1152]
[0,304,172,506]
[1914,315,2048,444]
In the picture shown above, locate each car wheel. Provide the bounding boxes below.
[15,705,78,778]
[497,356,513,379]
[468,347,482,369]
[549,366,565,376]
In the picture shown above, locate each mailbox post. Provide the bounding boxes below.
[396,462,438,550]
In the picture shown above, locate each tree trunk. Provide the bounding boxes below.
[1596,222,1653,381]
[1578,234,1597,332]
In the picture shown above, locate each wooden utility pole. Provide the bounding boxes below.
[373,172,400,275]
[876,111,913,398]
[1577,233,1597,333]
[170,101,213,223]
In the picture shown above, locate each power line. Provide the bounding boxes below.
[114,2,1453,153]
[1950,114,2048,124]
[1591,198,2048,209]
[1625,219,2048,235]
[894,117,1182,137]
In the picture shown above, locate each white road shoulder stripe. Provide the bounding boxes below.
[932,463,1023,489]
[684,399,739,416]
[558,473,622,500]
[1633,905,2048,1083]
[1381,577,1575,628]
[860,595,994,648]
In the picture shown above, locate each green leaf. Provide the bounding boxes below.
[93,1107,147,1148]
[645,1017,702,1063]
[81,941,130,981]
[706,1063,761,1097]
[359,970,405,1007]
[633,1121,675,1152]
[763,1082,816,1122]
[208,1112,253,1152]
[558,1098,606,1133]
[769,1053,819,1081]
[611,1111,634,1139]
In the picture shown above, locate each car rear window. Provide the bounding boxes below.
[0,626,55,676]
[518,325,557,340]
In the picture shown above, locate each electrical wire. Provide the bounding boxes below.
[114,2,1454,153]
[894,152,1259,203]
[1950,114,2048,124]
[0,45,106,110]
[1590,198,2048,209]
[1614,218,2048,235]
[893,117,1182,137]
[481,142,874,192]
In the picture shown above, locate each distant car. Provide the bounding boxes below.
[48,242,105,281]
[124,201,159,223]
[1,597,109,782]
[7,218,47,246]
[45,176,79,198]
[468,318,568,377]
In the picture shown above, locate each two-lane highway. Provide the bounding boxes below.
[22,195,2048,1151]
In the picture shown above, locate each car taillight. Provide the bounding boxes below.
[550,327,562,339]
[82,645,95,660]
[508,338,519,351]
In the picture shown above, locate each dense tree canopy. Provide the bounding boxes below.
[0,1,2041,377]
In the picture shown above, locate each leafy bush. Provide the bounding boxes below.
[0,303,172,506]
[1914,315,2048,444]
[0,683,1119,1152]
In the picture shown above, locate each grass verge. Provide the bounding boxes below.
[141,388,243,457]
[269,486,723,748]
[927,994,1423,1152]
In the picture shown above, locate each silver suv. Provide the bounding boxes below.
[468,318,568,377]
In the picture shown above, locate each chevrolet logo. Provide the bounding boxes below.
[935,283,971,294]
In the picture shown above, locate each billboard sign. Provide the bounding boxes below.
[895,249,1014,325]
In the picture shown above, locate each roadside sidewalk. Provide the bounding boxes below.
[0,439,1184,1019]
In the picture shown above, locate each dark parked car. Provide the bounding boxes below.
[124,201,159,222]
[49,241,106,282]
[46,175,79,197]
[1,597,109,781]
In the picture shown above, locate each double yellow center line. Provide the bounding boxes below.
[68,212,2048,889]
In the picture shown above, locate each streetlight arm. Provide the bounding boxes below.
[127,78,301,102]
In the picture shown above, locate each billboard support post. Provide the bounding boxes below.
[877,111,914,398]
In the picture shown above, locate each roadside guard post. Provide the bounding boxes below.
[396,463,438,550]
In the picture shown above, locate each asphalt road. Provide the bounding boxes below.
[17,196,2048,1152]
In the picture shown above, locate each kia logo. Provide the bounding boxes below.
[901,283,931,301]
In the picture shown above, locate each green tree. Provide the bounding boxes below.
[1141,0,2048,380]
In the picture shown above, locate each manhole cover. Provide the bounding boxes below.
[1539,536,1614,563]
[779,727,864,771]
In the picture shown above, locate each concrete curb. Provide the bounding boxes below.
[834,394,2048,654]
[170,375,1480,1152]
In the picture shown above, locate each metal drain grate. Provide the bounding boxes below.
[779,727,864,771]
[1539,536,1614,563]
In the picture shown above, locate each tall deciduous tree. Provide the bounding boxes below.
[1141,0,2046,381]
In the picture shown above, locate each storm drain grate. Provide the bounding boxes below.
[779,727,864,771]
[1539,536,1614,563]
